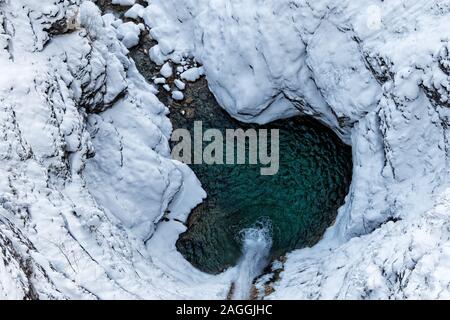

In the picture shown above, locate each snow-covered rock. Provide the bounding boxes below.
[153,77,166,84]
[141,0,450,298]
[160,61,173,78]
[270,188,450,299]
[180,67,204,82]
[172,90,184,101]
[112,0,135,6]
[5,0,450,300]
[115,21,142,48]
[0,0,230,299]
[124,4,145,20]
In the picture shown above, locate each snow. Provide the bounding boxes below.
[0,0,230,299]
[160,61,173,78]
[112,0,135,6]
[141,0,450,299]
[180,67,204,82]
[269,188,450,299]
[153,77,166,84]
[174,79,186,90]
[172,90,184,101]
[124,4,145,20]
[3,0,450,300]
[115,21,142,48]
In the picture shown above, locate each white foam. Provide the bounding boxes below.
[233,220,272,300]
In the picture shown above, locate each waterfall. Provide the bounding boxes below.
[232,220,273,300]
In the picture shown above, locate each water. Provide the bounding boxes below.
[172,79,353,275]
[96,2,353,282]
[233,220,272,300]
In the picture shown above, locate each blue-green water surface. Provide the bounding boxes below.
[170,80,352,274]
[94,0,350,277]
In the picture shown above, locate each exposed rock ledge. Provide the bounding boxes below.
[1,0,450,299]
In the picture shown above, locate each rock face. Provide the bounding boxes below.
[2,0,450,299]
[143,0,450,298]
[0,0,213,299]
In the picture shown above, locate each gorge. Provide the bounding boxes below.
[118,7,353,285]
[1,0,450,300]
